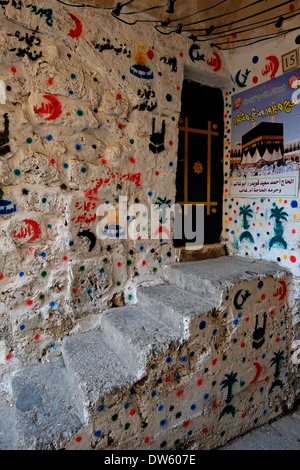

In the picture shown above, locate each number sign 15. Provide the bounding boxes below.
[282,49,299,72]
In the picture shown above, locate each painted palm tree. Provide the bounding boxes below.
[239,205,254,243]
[269,350,284,394]
[154,196,172,224]
[219,372,238,420]
[269,204,288,249]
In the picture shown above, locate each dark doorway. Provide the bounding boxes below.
[174,80,224,247]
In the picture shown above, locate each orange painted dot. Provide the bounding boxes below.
[176,389,184,397]
[197,379,204,386]
[6,353,12,360]
[75,436,82,443]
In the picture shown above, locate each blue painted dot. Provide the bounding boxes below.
[285,372,289,377]
[127,215,130,220]
[187,430,193,436]
[105,200,110,205]
[148,191,153,197]
[262,354,266,359]
[63,163,69,169]
[263,410,267,415]
[166,357,172,363]
[95,430,102,437]
[20,325,25,331]
[75,144,82,151]
[282,336,286,341]
[87,289,93,295]
[158,405,164,412]
[124,402,130,409]
[233,319,238,325]
[238,313,242,318]
[169,162,174,167]
[50,301,56,308]
[204,393,209,400]
[233,338,237,343]
[234,220,238,224]
[260,387,264,393]
[291,200,298,208]
[158,258,162,263]
[151,391,157,397]
[40,252,47,257]
[199,321,206,330]
[213,329,217,335]
[130,387,136,395]
[160,419,166,427]
[69,90,74,95]
[257,233,261,237]
[98,404,105,412]
[281,321,284,326]
[139,246,144,251]
[252,55,259,63]
[176,375,182,381]
[258,281,264,289]
[181,356,187,363]
[50,342,56,349]
[46,135,53,141]
[252,202,256,205]
[191,404,196,411]
[19,272,24,277]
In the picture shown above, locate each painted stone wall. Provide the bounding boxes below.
[0,2,229,382]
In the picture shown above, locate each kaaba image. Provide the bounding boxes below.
[241,122,284,168]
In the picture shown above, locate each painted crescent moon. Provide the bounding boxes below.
[266,55,279,79]
[235,70,247,88]
[77,230,96,252]
[68,13,83,40]
[154,226,170,238]
[208,52,221,72]
[250,362,262,384]
[278,280,287,301]
[23,219,41,243]
[43,95,62,121]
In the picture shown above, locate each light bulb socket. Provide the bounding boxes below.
[112,2,123,16]
[166,0,176,14]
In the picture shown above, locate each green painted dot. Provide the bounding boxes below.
[14,169,21,176]
[124,423,130,430]
[221,431,226,437]
[77,109,84,116]
[42,197,47,203]
[166,93,173,102]
[190,351,195,357]
[41,271,47,278]
[47,224,52,229]
[26,137,33,144]
[175,412,182,419]
[151,363,156,370]
[115,197,119,203]
[99,267,105,273]
[222,354,227,361]
[129,139,135,145]
[228,205,232,209]
[127,260,132,266]
[153,267,158,273]
[71,73,76,79]
[240,380,245,387]
[69,241,74,247]
[79,266,85,272]
[128,294,133,301]
[174,439,181,446]
[39,294,45,300]
[116,281,122,286]
[295,35,300,44]
[81,167,87,173]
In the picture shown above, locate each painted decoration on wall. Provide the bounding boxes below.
[230,68,300,197]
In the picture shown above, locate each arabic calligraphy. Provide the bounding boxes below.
[133,86,157,112]
[234,99,297,126]
[262,56,279,80]
[189,44,205,63]
[207,52,221,72]
[9,30,42,61]
[26,4,53,27]
[95,38,131,58]
[34,95,63,121]
[13,219,41,242]
[160,56,177,73]
[0,188,17,216]
[0,0,22,8]
[230,174,298,197]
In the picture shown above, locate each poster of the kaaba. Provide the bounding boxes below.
[230,68,300,197]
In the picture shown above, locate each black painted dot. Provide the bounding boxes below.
[60,184,67,190]
[249,397,253,402]
[151,249,155,253]
[22,188,29,195]
[107,245,111,251]
[277,257,281,262]
[111,414,118,421]
[134,272,139,277]
[92,145,97,149]
[160,441,167,448]
[212,381,216,386]
[6,86,11,91]
[142,422,148,428]
[94,109,98,113]
[94,77,98,82]
[129,250,134,255]
[108,438,114,445]
[67,53,71,58]
[254,418,258,424]
[169,405,174,411]
[135,197,139,203]
[204,368,208,373]
[167,252,171,257]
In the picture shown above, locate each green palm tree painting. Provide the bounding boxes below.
[269,350,284,394]
[219,372,238,420]
[269,204,288,249]
[154,196,172,224]
[239,205,254,243]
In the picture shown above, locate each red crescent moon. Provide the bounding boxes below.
[250,362,262,384]
[278,280,287,301]
[154,226,170,238]
[212,52,221,72]
[68,13,83,40]
[266,55,279,79]
[23,219,41,243]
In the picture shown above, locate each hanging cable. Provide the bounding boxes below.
[122,2,167,15]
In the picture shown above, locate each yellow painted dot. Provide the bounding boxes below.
[237,229,240,233]
[294,215,297,221]
[284,255,288,260]
[245,246,249,249]
[225,220,228,224]
[279,199,282,203]
[259,222,263,226]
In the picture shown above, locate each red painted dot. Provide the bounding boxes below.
[147,50,154,60]
[289,3,295,11]
[47,78,54,86]
[129,156,136,164]
[165,376,171,383]
[177,86,180,91]
[155,171,160,176]
[202,427,208,434]
[0,274,4,281]
[101,158,107,165]
[129,409,136,416]
[117,262,122,267]
[290,256,297,263]
[26,300,33,306]
[63,256,68,261]
[212,401,218,408]
[34,334,40,341]
[6,353,12,360]
[142,260,146,266]
[261,293,266,301]
[117,93,122,99]
[72,288,77,294]
[50,158,56,165]
[118,123,123,130]
[292,229,296,234]
[75,436,82,443]
[265,376,269,382]
[242,413,246,418]
[11,67,17,74]
[212,358,218,366]
[241,342,246,348]
[176,389,184,397]
[144,436,151,444]
[276,337,280,343]
[183,420,190,428]
[169,140,174,146]
[270,310,275,316]
[197,379,204,386]
[245,316,249,322]
[179,52,184,57]
[253,76,258,84]
[262,244,265,248]
[284,200,287,204]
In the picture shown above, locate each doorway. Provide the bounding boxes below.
[174,80,224,247]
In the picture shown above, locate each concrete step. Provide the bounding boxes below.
[164,256,288,302]
[62,330,138,411]
[11,358,83,450]
[0,400,17,450]
[100,305,180,378]
[137,284,215,338]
